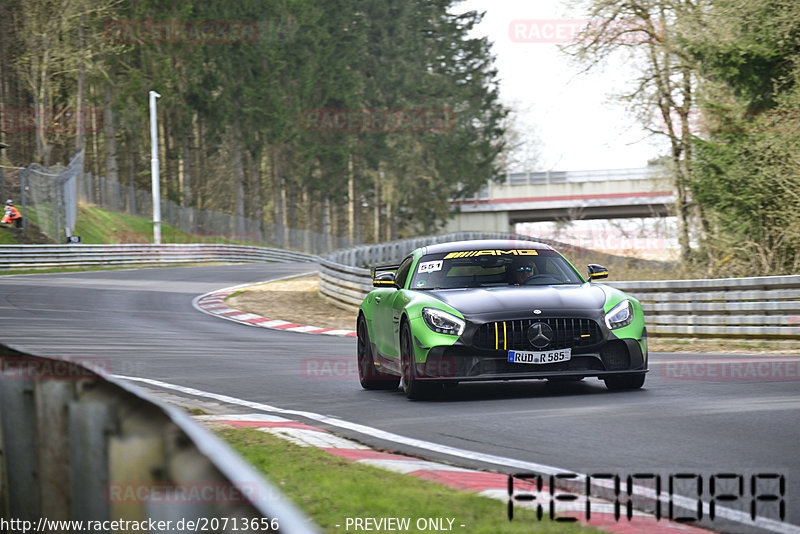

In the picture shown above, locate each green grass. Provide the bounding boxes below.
[0,229,18,244]
[220,428,599,534]
[73,204,267,246]
[74,204,198,244]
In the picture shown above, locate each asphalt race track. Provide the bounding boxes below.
[1,263,798,533]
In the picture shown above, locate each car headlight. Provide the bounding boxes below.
[422,308,465,336]
[604,300,633,329]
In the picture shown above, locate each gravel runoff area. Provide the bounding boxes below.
[226,275,800,354]
[226,275,357,331]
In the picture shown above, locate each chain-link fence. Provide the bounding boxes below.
[9,150,359,253]
[0,166,24,213]
[18,149,84,242]
[75,171,358,253]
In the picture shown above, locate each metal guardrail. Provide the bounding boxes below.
[319,238,800,340]
[0,342,320,532]
[0,244,314,270]
[612,276,800,338]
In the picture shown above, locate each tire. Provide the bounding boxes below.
[400,322,441,400]
[603,372,646,391]
[357,316,400,390]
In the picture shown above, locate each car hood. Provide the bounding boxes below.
[424,284,607,321]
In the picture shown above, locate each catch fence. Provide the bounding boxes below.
[76,171,356,253]
[2,151,360,254]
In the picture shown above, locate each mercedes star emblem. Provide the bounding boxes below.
[527,322,554,349]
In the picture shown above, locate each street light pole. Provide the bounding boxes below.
[149,90,162,244]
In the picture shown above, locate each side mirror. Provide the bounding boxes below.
[372,272,398,288]
[587,264,609,281]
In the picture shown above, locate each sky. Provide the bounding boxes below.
[457,0,668,172]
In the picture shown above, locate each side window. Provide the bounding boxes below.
[394,256,414,289]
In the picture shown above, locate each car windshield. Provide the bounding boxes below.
[409,249,584,290]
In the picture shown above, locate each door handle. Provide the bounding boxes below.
[375,296,381,303]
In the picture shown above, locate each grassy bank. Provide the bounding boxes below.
[1,203,261,246]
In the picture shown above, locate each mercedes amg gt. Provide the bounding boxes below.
[356,239,648,399]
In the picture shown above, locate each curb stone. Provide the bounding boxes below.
[193,278,357,337]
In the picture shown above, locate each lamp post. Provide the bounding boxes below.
[149,91,161,244]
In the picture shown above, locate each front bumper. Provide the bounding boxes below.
[413,338,647,382]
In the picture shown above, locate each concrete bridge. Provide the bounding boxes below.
[444,167,674,233]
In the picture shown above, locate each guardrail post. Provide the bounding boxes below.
[69,384,116,520]
[0,374,39,520]
[36,381,72,520]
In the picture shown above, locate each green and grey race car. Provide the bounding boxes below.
[356,239,648,399]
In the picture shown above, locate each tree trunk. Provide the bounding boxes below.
[348,154,355,245]
[322,196,331,252]
[75,15,86,151]
[232,133,246,239]
[373,173,380,243]
[103,86,119,183]
[127,141,136,215]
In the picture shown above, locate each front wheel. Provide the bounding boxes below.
[400,322,441,400]
[357,316,400,390]
[603,372,646,391]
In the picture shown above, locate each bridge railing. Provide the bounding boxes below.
[319,239,800,341]
[0,342,320,532]
[466,167,666,200]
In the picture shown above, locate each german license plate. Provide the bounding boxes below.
[508,348,571,365]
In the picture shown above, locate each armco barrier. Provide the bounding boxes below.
[0,342,320,532]
[319,238,800,341]
[612,276,800,339]
[0,243,314,269]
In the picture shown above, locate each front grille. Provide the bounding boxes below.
[474,318,602,351]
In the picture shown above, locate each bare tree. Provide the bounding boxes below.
[13,0,119,165]
[566,0,709,262]
[497,101,543,173]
